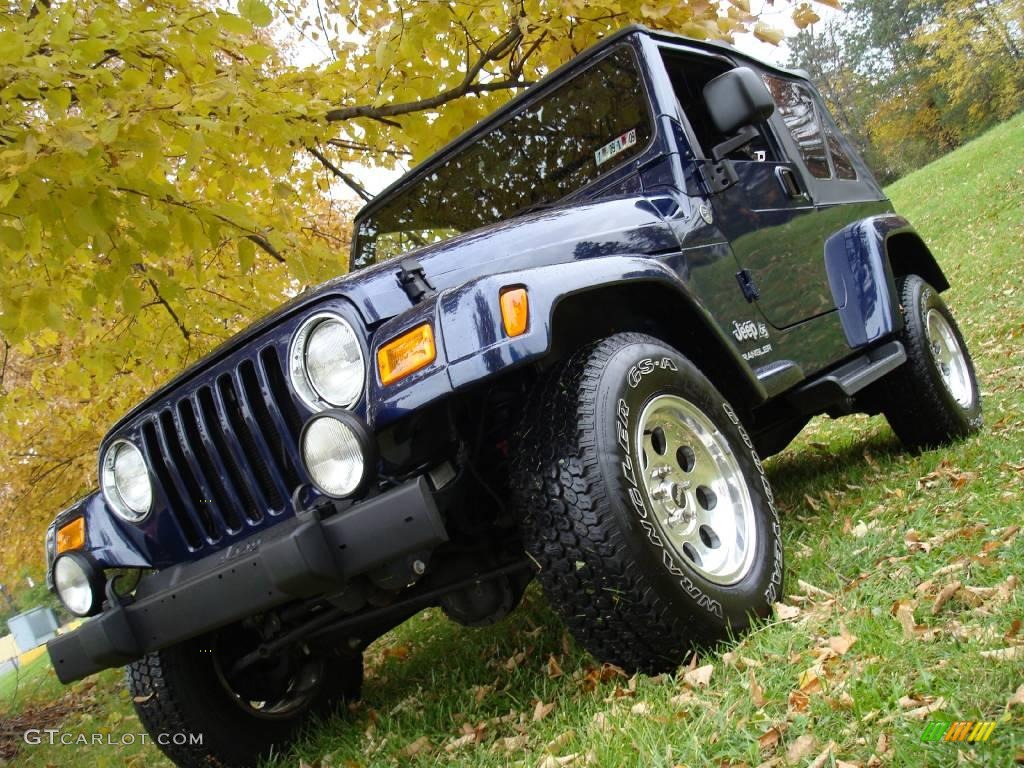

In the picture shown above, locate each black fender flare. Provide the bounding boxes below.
[823,214,948,349]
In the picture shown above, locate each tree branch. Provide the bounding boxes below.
[142,276,191,343]
[0,336,9,394]
[325,22,526,123]
[306,146,373,202]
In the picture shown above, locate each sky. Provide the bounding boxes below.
[317,3,844,197]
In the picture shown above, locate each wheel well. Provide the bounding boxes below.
[886,232,949,292]
[546,282,762,413]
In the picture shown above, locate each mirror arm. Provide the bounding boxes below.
[710,125,759,162]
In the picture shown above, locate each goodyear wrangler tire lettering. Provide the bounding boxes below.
[514,333,784,673]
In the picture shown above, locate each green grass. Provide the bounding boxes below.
[0,651,59,712]
[5,113,1023,767]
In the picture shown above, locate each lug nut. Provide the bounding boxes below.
[412,559,426,575]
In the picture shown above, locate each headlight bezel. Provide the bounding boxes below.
[100,439,153,523]
[299,409,376,499]
[53,551,105,617]
[289,311,366,412]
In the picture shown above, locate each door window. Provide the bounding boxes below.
[660,50,777,162]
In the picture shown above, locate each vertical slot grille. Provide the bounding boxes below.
[159,410,220,543]
[131,344,309,553]
[142,422,202,551]
[178,398,242,533]
[197,387,263,525]
[217,373,285,513]
[240,359,301,490]
[260,346,303,442]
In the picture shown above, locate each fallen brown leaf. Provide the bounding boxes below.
[499,734,529,753]
[808,742,837,768]
[828,626,858,656]
[683,664,714,688]
[1007,618,1022,640]
[980,646,1022,661]
[445,733,477,752]
[758,726,782,753]
[774,603,801,620]
[931,580,962,615]
[670,691,699,707]
[887,697,945,721]
[472,684,493,704]
[799,579,833,597]
[533,700,556,722]
[547,654,564,679]
[538,755,579,768]
[546,730,576,754]
[1008,684,1024,709]
[786,734,816,764]
[505,651,527,671]
[401,736,431,757]
[749,668,767,708]
[894,602,920,639]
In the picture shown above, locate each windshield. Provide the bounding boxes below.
[352,45,653,269]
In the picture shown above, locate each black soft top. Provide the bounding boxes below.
[352,24,810,227]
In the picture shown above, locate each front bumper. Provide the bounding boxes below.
[47,477,446,684]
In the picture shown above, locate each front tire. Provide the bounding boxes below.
[127,631,362,768]
[514,333,783,673]
[877,275,982,451]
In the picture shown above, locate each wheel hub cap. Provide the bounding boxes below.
[636,394,756,585]
[925,309,973,408]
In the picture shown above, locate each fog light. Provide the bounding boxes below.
[300,410,376,498]
[53,552,104,617]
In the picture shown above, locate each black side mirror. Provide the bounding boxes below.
[703,67,775,161]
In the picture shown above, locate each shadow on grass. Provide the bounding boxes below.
[766,424,905,503]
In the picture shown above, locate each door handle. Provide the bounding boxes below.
[775,166,808,201]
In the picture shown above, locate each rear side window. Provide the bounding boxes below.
[763,75,830,179]
[826,132,857,180]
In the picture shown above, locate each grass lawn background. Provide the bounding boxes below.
[2,112,1022,768]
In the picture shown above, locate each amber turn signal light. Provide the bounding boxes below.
[56,516,86,555]
[378,324,436,385]
[500,287,529,337]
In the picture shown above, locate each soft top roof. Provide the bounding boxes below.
[352,24,809,225]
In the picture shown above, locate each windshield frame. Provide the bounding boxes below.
[350,31,662,269]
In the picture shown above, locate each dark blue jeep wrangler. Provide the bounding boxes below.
[43,25,981,767]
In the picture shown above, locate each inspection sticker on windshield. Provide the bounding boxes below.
[595,129,637,166]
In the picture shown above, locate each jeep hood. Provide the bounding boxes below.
[109,195,675,433]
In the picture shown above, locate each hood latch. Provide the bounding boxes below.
[397,258,435,304]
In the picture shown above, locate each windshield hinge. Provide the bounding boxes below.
[698,159,738,194]
[397,259,435,304]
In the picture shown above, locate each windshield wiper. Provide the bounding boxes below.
[510,200,564,218]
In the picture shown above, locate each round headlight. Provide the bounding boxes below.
[101,440,152,522]
[54,552,103,617]
[300,410,375,498]
[290,313,365,410]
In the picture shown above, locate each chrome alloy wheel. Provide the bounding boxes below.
[636,395,756,585]
[925,309,974,409]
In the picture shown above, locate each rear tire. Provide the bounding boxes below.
[878,275,982,451]
[128,632,362,768]
[513,333,783,673]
